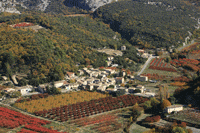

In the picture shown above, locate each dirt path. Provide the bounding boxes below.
[129,114,151,133]
[64,14,89,17]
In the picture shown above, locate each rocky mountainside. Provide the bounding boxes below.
[64,0,117,11]
[0,0,50,14]
[0,0,117,14]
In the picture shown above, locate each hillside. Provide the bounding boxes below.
[0,12,143,83]
[174,76,200,107]
[93,0,200,48]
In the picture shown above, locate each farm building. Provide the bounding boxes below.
[164,105,183,114]
[135,75,148,82]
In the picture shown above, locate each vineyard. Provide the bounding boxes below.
[149,58,177,72]
[172,76,192,82]
[0,107,50,129]
[169,108,200,125]
[33,95,148,122]
[18,124,67,133]
[74,114,121,133]
[170,58,200,71]
[0,107,67,133]
[14,91,108,113]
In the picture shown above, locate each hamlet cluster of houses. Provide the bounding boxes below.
[1,67,186,114]
[1,66,152,97]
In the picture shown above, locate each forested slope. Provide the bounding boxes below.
[174,76,200,107]
[0,12,142,84]
[93,0,200,48]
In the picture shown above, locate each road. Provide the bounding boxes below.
[177,39,196,52]
[137,56,157,76]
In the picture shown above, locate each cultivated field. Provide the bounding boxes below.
[142,58,180,77]
[14,91,108,113]
[169,108,200,125]
[33,95,148,122]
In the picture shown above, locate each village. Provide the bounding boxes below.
[0,37,199,133]
[0,20,199,133]
[0,56,154,99]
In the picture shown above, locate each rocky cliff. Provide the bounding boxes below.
[0,0,117,14]
[64,0,117,11]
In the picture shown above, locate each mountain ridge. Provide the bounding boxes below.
[0,0,118,14]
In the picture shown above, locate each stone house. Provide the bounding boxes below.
[106,88,117,93]
[19,88,32,95]
[107,56,114,61]
[66,72,75,78]
[121,45,126,50]
[3,88,15,93]
[135,75,148,82]
[164,105,183,114]
[136,85,145,93]
[78,70,84,75]
[54,80,65,88]
[115,77,124,84]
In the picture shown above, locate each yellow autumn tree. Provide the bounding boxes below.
[160,99,171,110]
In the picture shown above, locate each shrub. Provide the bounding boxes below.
[172,127,186,133]
[134,89,141,93]
[187,128,193,133]
[144,115,161,123]
[180,122,187,128]
[169,97,176,105]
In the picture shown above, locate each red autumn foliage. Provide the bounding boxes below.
[170,58,200,71]
[144,115,161,123]
[0,107,50,129]
[24,124,67,133]
[13,22,34,28]
[149,58,177,72]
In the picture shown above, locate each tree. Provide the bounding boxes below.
[120,83,125,87]
[169,97,176,105]
[113,89,125,97]
[150,98,160,109]
[29,79,39,87]
[18,79,27,86]
[108,85,114,88]
[131,106,142,121]
[143,101,152,110]
[166,56,172,63]
[10,91,21,98]
[158,85,169,101]
[160,99,171,110]
[46,85,61,95]
[134,89,141,93]
[117,89,125,96]
[69,79,76,83]
[172,127,186,133]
